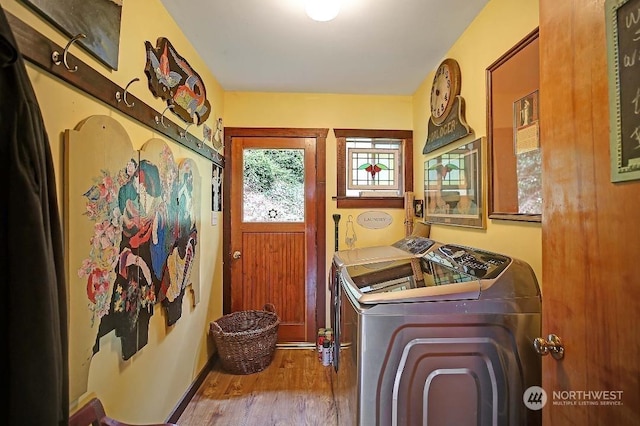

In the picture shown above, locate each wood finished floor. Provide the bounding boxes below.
[177,348,338,426]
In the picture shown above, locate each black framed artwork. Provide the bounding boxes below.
[413,199,424,218]
[605,0,640,182]
[21,0,123,70]
[212,163,222,213]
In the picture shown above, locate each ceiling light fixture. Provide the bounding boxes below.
[305,0,341,22]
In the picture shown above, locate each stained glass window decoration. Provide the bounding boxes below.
[439,153,465,187]
[338,134,408,203]
[347,147,400,192]
[425,152,469,200]
[423,138,486,229]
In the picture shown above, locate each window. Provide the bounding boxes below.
[242,148,305,222]
[347,145,400,193]
[334,129,413,208]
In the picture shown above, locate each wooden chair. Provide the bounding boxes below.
[69,397,178,426]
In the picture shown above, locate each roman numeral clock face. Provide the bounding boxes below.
[430,58,461,126]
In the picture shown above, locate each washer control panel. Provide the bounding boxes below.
[427,244,511,279]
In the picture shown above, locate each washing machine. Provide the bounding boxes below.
[330,242,542,426]
[329,236,436,372]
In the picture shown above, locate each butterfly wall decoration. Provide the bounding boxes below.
[144,37,212,125]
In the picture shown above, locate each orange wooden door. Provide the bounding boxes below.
[539,0,640,423]
[227,134,319,343]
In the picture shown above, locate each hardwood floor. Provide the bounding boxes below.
[177,347,338,425]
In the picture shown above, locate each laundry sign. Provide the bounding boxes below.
[357,211,393,229]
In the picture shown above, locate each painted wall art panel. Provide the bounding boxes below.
[66,116,201,400]
[21,0,123,70]
[144,37,211,125]
[65,115,136,400]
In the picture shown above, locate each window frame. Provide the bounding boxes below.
[334,128,413,209]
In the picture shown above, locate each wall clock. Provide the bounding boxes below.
[423,58,472,155]
[430,58,462,125]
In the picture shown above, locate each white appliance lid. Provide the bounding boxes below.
[333,245,413,268]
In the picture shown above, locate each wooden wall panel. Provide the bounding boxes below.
[242,232,306,341]
[540,0,640,423]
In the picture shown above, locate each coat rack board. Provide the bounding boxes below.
[5,11,224,168]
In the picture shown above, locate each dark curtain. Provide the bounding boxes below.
[1,7,69,425]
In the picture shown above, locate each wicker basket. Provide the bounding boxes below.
[209,304,280,375]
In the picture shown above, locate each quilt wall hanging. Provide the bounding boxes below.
[144,37,211,125]
[21,0,123,70]
[66,115,201,400]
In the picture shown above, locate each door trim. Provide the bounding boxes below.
[223,127,328,342]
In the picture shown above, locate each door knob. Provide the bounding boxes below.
[232,250,241,259]
[534,334,565,360]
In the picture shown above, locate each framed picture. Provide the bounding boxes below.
[203,124,213,143]
[424,137,485,229]
[513,90,540,153]
[21,0,123,70]
[605,0,640,182]
[413,199,424,218]
[212,163,222,212]
[486,28,542,222]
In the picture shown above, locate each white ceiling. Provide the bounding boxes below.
[159,0,489,96]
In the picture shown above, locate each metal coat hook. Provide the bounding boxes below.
[51,33,86,73]
[199,127,209,150]
[119,77,140,107]
[155,104,174,128]
[180,122,193,139]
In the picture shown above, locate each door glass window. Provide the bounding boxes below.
[242,149,305,222]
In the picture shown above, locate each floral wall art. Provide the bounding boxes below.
[65,116,201,400]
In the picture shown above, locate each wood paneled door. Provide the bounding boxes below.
[539,0,640,424]
[223,128,328,343]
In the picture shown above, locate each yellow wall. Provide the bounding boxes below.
[1,0,224,422]
[3,0,542,422]
[224,91,414,248]
[226,0,543,304]
[413,0,542,285]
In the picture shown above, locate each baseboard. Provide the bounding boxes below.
[166,353,218,423]
[276,342,315,349]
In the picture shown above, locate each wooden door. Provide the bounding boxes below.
[539,0,640,424]
[223,128,328,343]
